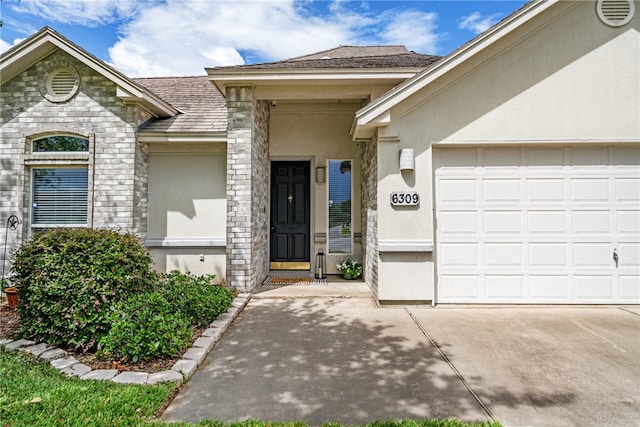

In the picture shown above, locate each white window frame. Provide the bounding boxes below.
[31,166,89,229]
[327,159,354,255]
[25,134,92,232]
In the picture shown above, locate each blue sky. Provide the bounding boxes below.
[0,0,527,77]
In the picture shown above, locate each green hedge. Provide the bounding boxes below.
[159,271,234,327]
[98,271,235,362]
[97,291,193,362]
[12,228,156,351]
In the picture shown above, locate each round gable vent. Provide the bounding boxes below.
[597,0,635,27]
[49,69,76,95]
[40,62,81,103]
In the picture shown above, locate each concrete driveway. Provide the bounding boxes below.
[163,289,640,426]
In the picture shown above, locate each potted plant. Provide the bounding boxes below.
[1,278,18,308]
[336,258,362,280]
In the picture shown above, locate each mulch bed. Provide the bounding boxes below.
[0,300,205,374]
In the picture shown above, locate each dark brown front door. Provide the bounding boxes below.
[270,161,310,269]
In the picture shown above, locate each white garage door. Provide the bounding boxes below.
[434,146,640,304]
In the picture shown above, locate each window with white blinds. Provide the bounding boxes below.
[32,168,88,227]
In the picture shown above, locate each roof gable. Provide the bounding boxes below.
[0,27,177,117]
[352,0,564,138]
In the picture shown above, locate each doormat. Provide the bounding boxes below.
[263,276,327,285]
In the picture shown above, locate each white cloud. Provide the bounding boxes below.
[0,38,13,54]
[8,0,153,26]
[5,0,447,77]
[0,37,26,54]
[379,10,441,54]
[458,11,502,34]
[108,0,357,76]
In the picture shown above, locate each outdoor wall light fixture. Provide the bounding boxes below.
[316,166,326,183]
[400,148,415,171]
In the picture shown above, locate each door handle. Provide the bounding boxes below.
[271,226,275,233]
[613,249,619,268]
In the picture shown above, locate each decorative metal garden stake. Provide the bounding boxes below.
[2,215,21,286]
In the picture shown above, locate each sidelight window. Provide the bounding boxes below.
[328,159,352,254]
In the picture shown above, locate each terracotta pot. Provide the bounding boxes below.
[4,287,18,308]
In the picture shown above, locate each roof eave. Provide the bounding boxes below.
[137,130,227,144]
[207,67,425,94]
[353,0,560,139]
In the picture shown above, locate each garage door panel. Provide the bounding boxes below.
[614,147,640,166]
[439,179,478,203]
[484,211,522,234]
[481,148,522,168]
[572,148,609,167]
[435,146,640,304]
[573,243,612,267]
[530,276,570,299]
[572,179,609,202]
[528,211,566,234]
[619,276,640,299]
[617,211,640,234]
[575,276,614,300]
[439,243,478,266]
[617,243,640,268]
[485,276,524,298]
[616,178,640,203]
[529,243,567,266]
[438,211,478,235]
[527,179,565,202]
[439,275,479,299]
[527,148,565,168]
[572,211,611,234]
[437,149,477,168]
[485,243,522,266]
[483,179,521,202]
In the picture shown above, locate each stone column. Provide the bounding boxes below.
[225,86,270,291]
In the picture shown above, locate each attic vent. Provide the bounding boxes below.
[40,63,80,103]
[597,0,635,27]
[49,70,75,95]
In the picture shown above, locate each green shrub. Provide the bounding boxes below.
[12,228,156,351]
[159,271,234,326]
[97,291,192,362]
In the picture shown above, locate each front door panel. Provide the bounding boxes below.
[271,162,310,269]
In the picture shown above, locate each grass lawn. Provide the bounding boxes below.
[1,350,501,427]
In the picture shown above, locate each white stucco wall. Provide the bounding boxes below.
[394,1,640,144]
[147,143,227,279]
[373,1,640,302]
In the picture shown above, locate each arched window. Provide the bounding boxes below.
[32,135,89,152]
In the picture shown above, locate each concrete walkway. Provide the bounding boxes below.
[163,284,640,426]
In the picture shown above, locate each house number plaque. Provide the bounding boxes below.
[390,192,419,206]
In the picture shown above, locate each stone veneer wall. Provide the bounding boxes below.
[360,135,379,298]
[225,86,270,291]
[250,100,270,289]
[0,51,145,274]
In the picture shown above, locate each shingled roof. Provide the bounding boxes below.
[135,76,227,133]
[211,45,441,70]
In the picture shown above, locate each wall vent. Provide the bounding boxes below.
[40,63,80,103]
[49,70,76,95]
[597,0,635,27]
